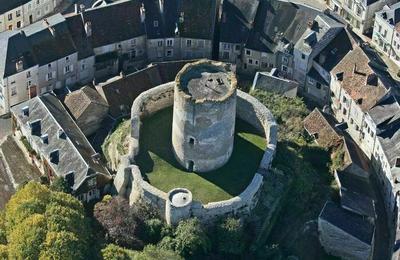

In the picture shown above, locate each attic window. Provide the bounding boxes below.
[154,20,159,27]
[65,171,75,187]
[336,72,344,81]
[22,106,29,116]
[16,60,23,72]
[356,98,363,105]
[30,119,41,136]
[41,134,48,144]
[396,158,400,168]
[49,150,59,164]
[58,129,66,139]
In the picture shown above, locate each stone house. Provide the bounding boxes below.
[318,201,375,260]
[303,108,343,149]
[80,0,147,79]
[304,28,354,105]
[218,0,259,65]
[372,2,400,68]
[251,69,298,98]
[330,46,389,158]
[328,0,396,36]
[63,86,109,136]
[10,93,112,202]
[0,0,62,32]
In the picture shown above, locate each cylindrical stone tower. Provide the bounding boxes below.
[172,60,237,173]
[165,188,193,225]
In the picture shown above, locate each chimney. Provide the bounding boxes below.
[91,153,101,163]
[74,4,79,14]
[84,21,92,37]
[159,0,164,14]
[140,4,146,23]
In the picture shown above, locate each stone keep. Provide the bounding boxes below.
[172,60,237,173]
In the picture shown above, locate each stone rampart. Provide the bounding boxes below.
[115,82,277,224]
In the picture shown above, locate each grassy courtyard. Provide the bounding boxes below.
[135,108,267,204]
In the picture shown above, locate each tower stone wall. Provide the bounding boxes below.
[172,60,237,173]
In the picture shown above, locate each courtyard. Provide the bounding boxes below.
[134,108,267,204]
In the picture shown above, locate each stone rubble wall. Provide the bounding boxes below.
[115,82,278,224]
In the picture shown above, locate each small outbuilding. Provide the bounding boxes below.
[318,201,375,260]
[64,86,109,136]
[251,69,298,98]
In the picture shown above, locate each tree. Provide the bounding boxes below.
[172,218,210,258]
[94,196,144,249]
[0,245,7,259]
[215,217,245,256]
[49,177,71,193]
[136,245,182,260]
[3,182,90,259]
[101,244,136,260]
[143,218,172,244]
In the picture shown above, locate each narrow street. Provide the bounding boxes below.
[0,152,15,209]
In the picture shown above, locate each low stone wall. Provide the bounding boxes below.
[115,82,277,224]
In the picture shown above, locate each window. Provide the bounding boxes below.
[47,72,53,81]
[157,41,163,47]
[186,39,192,47]
[282,65,288,72]
[342,96,347,103]
[8,25,12,31]
[81,64,85,71]
[308,78,315,85]
[198,40,204,48]
[8,14,12,21]
[316,82,321,89]
[64,65,71,74]
[48,63,52,69]
[282,56,288,64]
[27,81,32,88]
[66,56,69,62]
[166,50,173,57]
[301,53,306,59]
[246,49,251,56]
[11,87,17,96]
[223,52,229,60]
[248,59,253,64]
[189,137,195,146]
[17,21,21,28]
[153,20,159,27]
[223,43,230,50]
[166,39,173,47]
[350,118,354,124]
[26,71,31,78]
[131,49,136,58]
[255,60,259,65]
[343,108,347,115]
[16,10,21,17]
[235,45,241,51]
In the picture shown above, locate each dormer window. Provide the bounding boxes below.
[41,134,48,144]
[16,60,23,72]
[396,158,400,168]
[22,106,29,116]
[58,129,66,139]
[49,149,59,164]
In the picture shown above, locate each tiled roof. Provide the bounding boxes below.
[331,47,388,112]
[303,108,342,148]
[64,86,108,120]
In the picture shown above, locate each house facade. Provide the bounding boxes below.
[0,0,62,32]
[10,93,112,202]
[328,0,396,36]
[372,2,400,68]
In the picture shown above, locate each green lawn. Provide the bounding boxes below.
[135,108,267,204]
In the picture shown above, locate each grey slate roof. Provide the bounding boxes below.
[82,0,146,48]
[220,0,259,44]
[65,13,94,60]
[142,0,179,39]
[10,93,111,192]
[0,0,29,14]
[23,14,77,66]
[319,201,375,245]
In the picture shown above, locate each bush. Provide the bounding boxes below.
[136,245,182,260]
[49,177,71,193]
[101,244,136,260]
[172,218,210,258]
[143,218,172,244]
[216,217,245,256]
[0,244,7,259]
